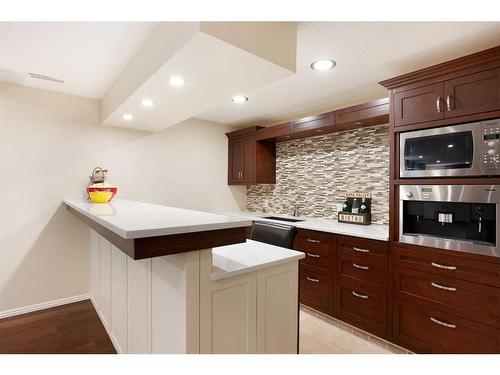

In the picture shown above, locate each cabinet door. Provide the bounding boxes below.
[200,271,257,354]
[290,112,335,136]
[444,68,500,118]
[229,138,245,184]
[241,135,256,183]
[393,83,444,127]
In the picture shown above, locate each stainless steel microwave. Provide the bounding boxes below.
[400,119,500,178]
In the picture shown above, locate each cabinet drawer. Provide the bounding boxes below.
[395,267,500,326]
[338,235,388,263]
[339,255,386,286]
[393,301,499,353]
[393,247,500,287]
[299,265,331,314]
[293,229,332,271]
[337,277,386,337]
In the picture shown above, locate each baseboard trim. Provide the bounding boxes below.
[0,294,90,320]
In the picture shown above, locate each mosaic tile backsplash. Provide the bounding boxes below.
[247,124,390,224]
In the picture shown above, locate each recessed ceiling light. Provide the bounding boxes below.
[169,75,185,87]
[448,144,454,148]
[310,59,336,71]
[436,160,441,163]
[122,113,133,121]
[141,98,155,108]
[232,95,248,104]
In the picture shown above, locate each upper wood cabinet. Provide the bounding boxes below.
[444,68,500,119]
[381,46,500,129]
[394,83,445,127]
[289,112,335,137]
[227,127,276,185]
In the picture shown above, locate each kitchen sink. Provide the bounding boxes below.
[262,216,305,223]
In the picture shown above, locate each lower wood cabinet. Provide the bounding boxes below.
[336,276,387,337]
[299,265,332,315]
[293,229,389,338]
[393,300,500,354]
[392,245,500,353]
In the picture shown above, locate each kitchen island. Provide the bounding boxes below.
[64,199,304,354]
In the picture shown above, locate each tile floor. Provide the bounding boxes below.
[299,306,411,354]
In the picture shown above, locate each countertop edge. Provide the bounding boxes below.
[211,253,305,281]
[64,200,253,240]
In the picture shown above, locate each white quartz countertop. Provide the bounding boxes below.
[211,240,305,280]
[219,211,389,241]
[64,199,252,239]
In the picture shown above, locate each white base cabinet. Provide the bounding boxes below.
[89,229,299,354]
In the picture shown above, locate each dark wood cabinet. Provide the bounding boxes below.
[334,98,389,131]
[393,300,499,354]
[290,112,335,137]
[293,229,389,338]
[226,127,276,185]
[392,245,500,353]
[393,83,444,127]
[383,46,500,130]
[443,68,500,119]
[294,229,335,315]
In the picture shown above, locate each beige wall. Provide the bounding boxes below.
[0,82,246,314]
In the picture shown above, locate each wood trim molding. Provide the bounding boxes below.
[379,45,500,89]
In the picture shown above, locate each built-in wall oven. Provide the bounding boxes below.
[400,118,500,178]
[399,185,500,258]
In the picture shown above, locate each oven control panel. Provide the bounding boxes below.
[482,119,500,170]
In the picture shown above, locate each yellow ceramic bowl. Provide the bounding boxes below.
[88,191,114,203]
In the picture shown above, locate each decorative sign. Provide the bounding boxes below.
[338,191,372,225]
[346,192,371,198]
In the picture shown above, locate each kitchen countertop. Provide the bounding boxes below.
[219,211,389,241]
[211,239,305,281]
[64,199,252,239]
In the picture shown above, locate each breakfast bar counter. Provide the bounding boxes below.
[65,199,303,354]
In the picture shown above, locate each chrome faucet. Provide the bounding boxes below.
[292,202,299,217]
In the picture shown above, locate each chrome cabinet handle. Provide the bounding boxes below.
[306,253,320,258]
[430,316,456,329]
[306,276,319,283]
[238,171,242,180]
[431,262,457,270]
[307,239,320,243]
[353,246,370,253]
[352,291,368,299]
[446,95,452,111]
[241,170,244,180]
[352,263,369,270]
[431,282,457,292]
[436,96,442,112]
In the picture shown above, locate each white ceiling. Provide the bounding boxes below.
[1,22,500,129]
[0,22,157,98]
[197,22,500,126]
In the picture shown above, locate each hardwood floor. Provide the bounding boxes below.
[0,300,116,354]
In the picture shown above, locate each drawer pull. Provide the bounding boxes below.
[306,276,320,283]
[352,263,369,270]
[431,282,457,292]
[430,316,456,329]
[431,262,457,270]
[351,291,368,299]
[307,239,320,243]
[306,253,320,258]
[353,246,370,253]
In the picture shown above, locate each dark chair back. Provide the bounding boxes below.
[250,221,296,249]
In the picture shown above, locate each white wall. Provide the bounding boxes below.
[0,82,246,314]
